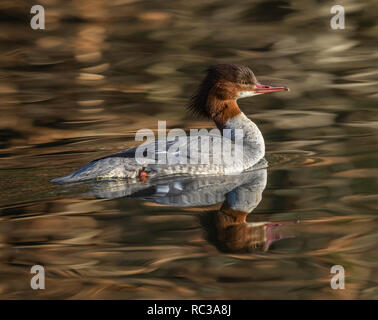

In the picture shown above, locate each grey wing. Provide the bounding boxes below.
[107,133,226,165]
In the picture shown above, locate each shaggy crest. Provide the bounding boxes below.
[188,64,257,118]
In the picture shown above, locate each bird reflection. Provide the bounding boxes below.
[202,203,294,253]
[86,166,294,252]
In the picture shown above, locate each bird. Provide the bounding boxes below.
[51,64,289,184]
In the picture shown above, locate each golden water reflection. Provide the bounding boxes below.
[0,0,377,299]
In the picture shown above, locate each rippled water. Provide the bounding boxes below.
[0,0,377,299]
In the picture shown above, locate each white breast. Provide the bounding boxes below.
[224,113,265,170]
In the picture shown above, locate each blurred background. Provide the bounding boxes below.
[0,0,377,299]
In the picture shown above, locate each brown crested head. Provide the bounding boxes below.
[188,64,289,128]
[188,64,256,120]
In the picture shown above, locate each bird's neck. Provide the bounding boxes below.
[223,111,264,144]
[222,109,265,169]
[207,96,265,168]
[207,97,241,129]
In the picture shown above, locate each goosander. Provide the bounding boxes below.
[52,64,288,183]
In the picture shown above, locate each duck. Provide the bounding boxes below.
[51,64,289,184]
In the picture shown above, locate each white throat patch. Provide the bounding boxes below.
[237,91,262,99]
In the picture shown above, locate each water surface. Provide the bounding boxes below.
[0,0,377,299]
